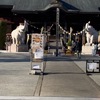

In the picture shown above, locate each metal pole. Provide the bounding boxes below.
[56,8,60,56]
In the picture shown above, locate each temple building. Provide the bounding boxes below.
[0,0,100,31]
[0,0,100,50]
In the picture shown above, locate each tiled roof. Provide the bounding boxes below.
[0,0,100,13]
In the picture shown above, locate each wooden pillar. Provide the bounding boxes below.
[56,8,60,56]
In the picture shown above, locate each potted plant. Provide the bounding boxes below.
[67,40,72,50]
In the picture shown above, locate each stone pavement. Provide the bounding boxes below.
[71,54,100,88]
[0,51,100,99]
[40,55,100,98]
[0,51,39,96]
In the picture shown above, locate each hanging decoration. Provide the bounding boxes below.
[58,24,68,34]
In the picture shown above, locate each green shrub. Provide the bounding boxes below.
[67,40,72,46]
[0,21,7,49]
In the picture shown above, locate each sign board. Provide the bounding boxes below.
[31,34,44,53]
[87,63,98,70]
[86,60,100,73]
[34,51,43,59]
[32,65,40,70]
[31,33,45,59]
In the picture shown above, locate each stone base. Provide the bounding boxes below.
[82,45,93,54]
[8,44,28,52]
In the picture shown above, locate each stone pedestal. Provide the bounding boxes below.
[8,44,28,52]
[82,44,93,54]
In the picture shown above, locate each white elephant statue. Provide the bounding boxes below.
[11,20,28,44]
[84,21,98,45]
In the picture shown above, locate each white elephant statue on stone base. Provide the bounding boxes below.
[84,21,98,45]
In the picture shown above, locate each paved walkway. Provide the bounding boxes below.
[0,52,39,96]
[0,51,100,99]
[40,56,100,97]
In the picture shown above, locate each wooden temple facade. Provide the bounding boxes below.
[0,0,100,32]
[0,0,100,50]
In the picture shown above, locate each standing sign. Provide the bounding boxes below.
[31,34,44,59]
[86,60,100,73]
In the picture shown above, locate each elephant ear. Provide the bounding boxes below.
[88,21,90,24]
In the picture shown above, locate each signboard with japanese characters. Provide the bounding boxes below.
[31,34,45,59]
